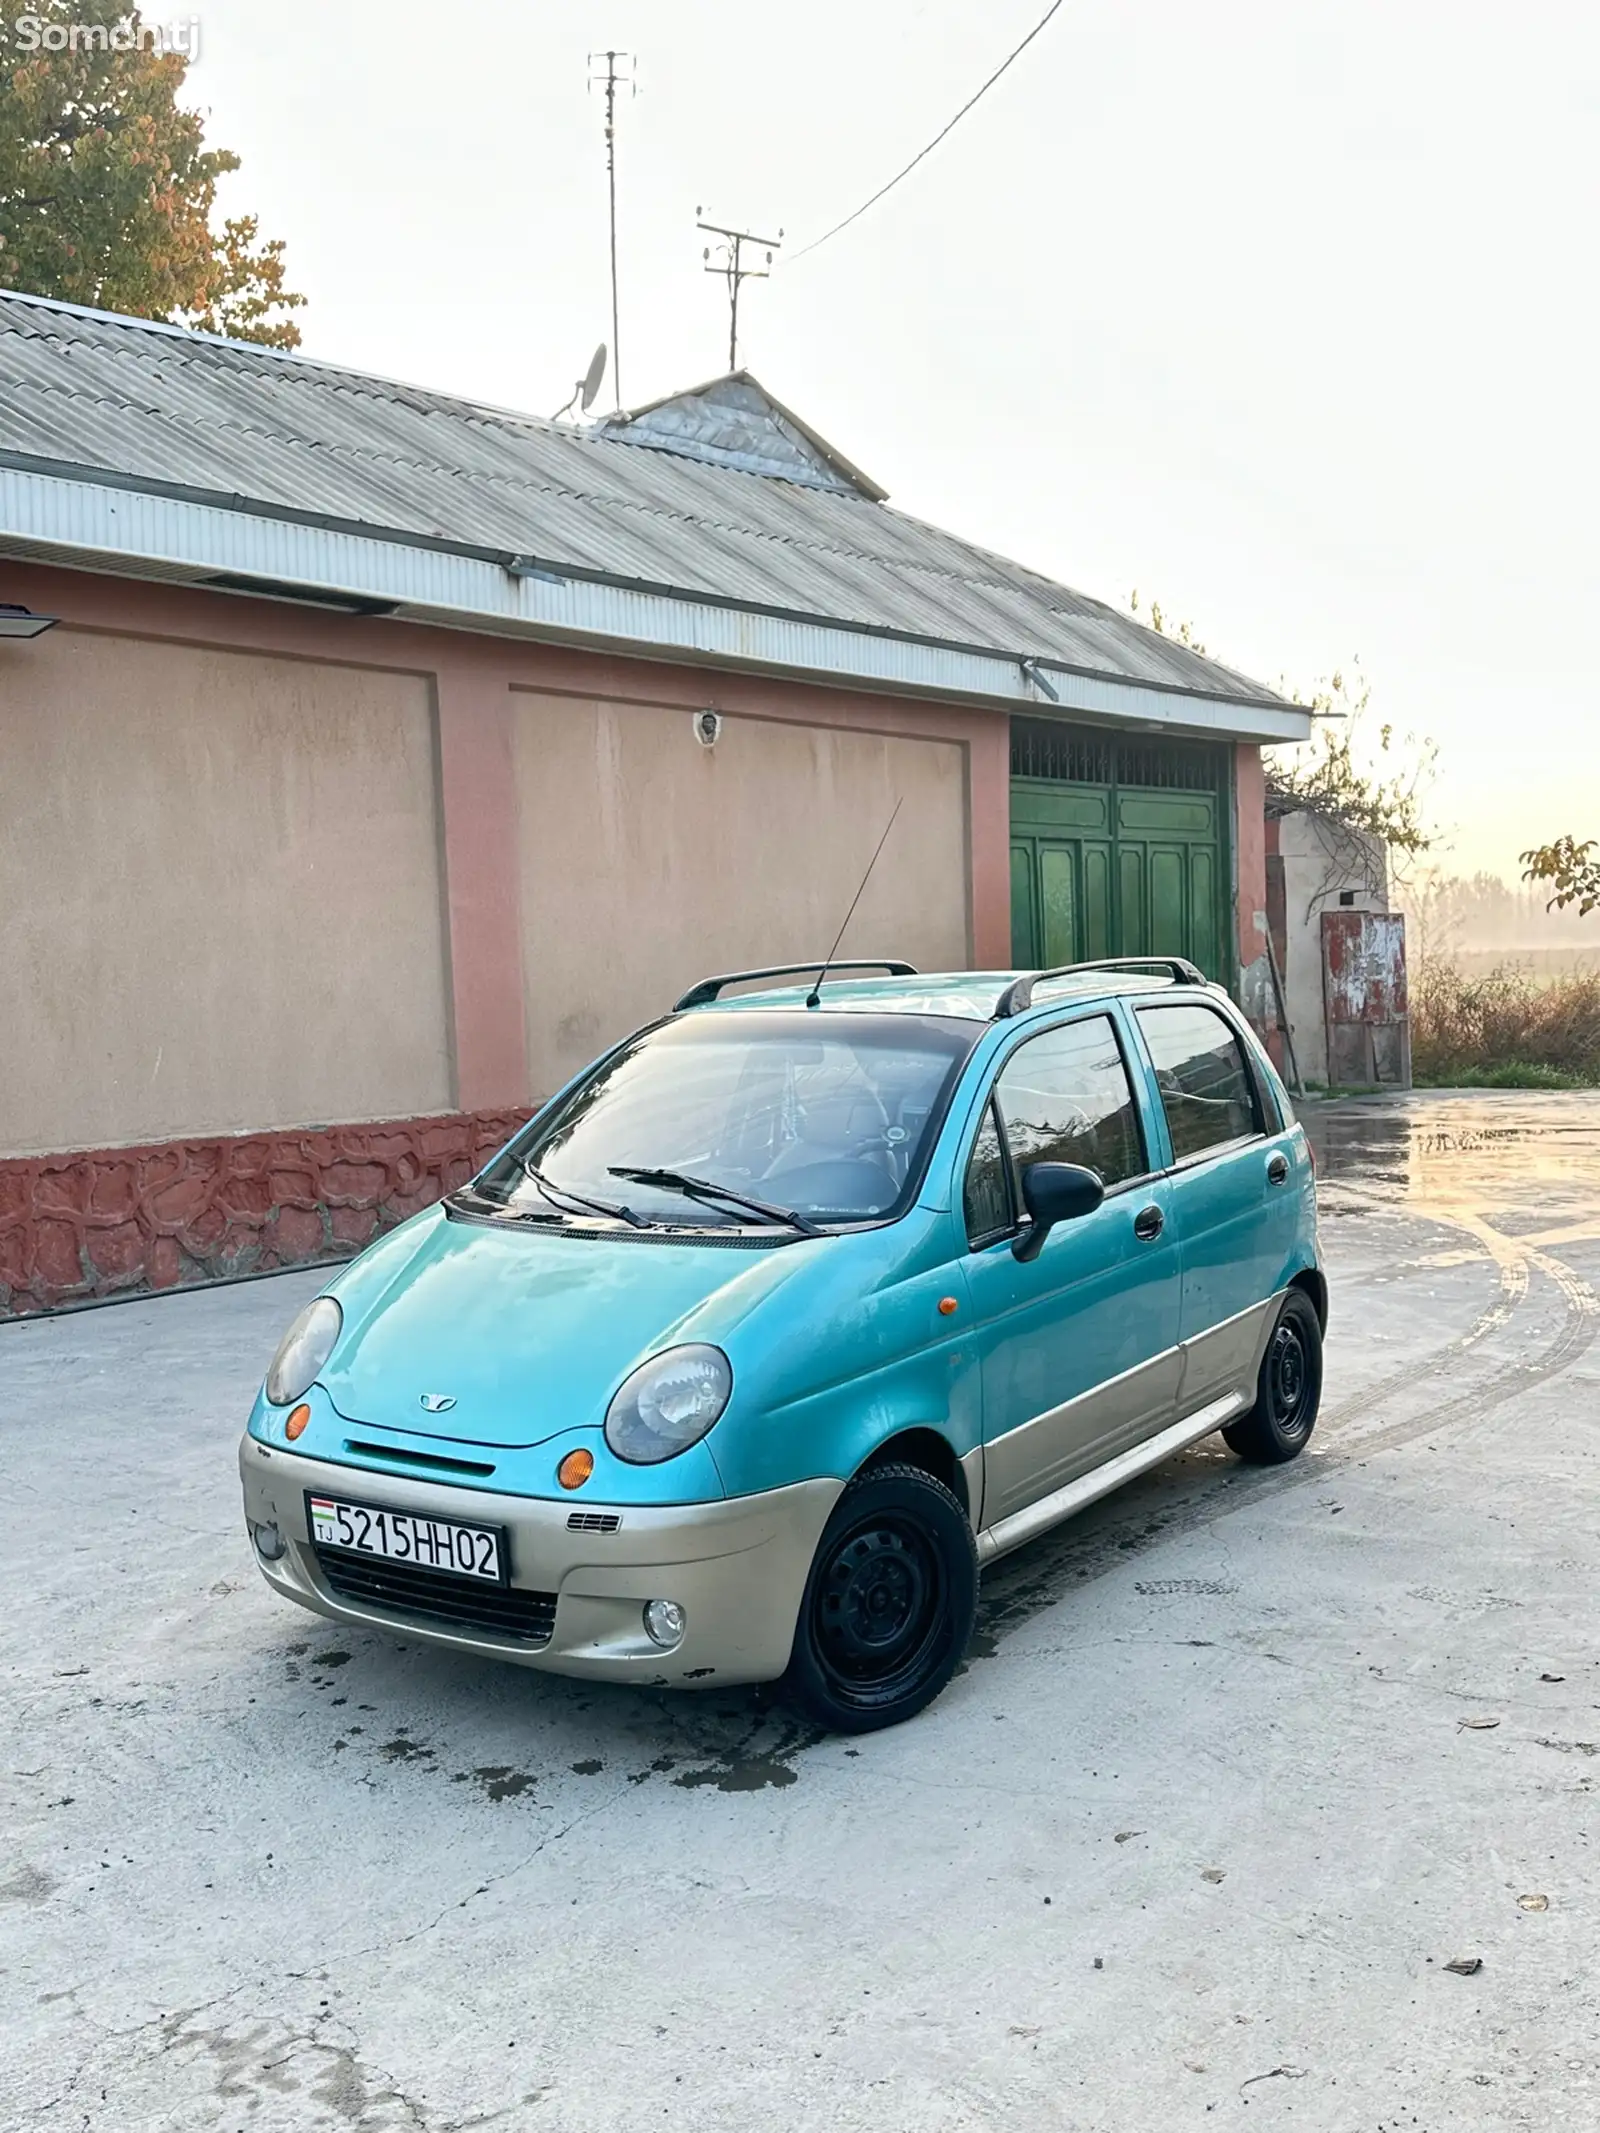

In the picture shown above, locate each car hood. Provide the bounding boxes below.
[318,1207,823,1449]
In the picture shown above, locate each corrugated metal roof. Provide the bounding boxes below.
[0,288,1289,710]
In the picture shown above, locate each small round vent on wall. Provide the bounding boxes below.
[695,710,723,747]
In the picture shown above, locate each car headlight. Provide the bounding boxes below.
[264,1296,343,1408]
[604,1345,732,1464]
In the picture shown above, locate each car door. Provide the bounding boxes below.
[1130,999,1292,1408]
[959,1012,1183,1528]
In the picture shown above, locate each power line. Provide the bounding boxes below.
[788,0,1067,263]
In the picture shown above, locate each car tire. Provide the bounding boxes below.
[1222,1289,1323,1465]
[782,1463,979,1735]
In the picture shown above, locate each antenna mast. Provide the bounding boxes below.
[696,215,783,371]
[589,51,634,409]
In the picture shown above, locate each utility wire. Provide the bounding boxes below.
[788,0,1067,262]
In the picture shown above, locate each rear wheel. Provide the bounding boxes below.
[1222,1290,1323,1465]
[783,1463,978,1734]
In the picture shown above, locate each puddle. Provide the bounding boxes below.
[1304,1091,1600,1219]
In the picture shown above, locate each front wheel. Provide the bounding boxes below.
[1222,1289,1323,1465]
[783,1464,978,1734]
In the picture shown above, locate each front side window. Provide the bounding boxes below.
[462,1011,980,1231]
[1137,1003,1260,1161]
[962,1100,1015,1245]
[993,1016,1145,1189]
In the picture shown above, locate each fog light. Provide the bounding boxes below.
[253,1521,286,1561]
[643,1598,685,1649]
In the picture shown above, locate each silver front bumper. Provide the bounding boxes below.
[239,1433,840,1687]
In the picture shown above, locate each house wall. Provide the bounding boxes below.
[2,628,454,1158]
[1273,806,1390,1086]
[0,562,1009,1313]
[512,690,970,1090]
[1233,743,1271,1027]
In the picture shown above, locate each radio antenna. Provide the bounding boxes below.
[806,797,904,1007]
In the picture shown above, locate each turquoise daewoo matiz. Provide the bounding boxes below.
[241,957,1324,1733]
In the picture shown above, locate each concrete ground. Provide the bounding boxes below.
[3,1089,1599,2133]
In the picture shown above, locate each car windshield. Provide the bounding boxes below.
[465,1011,981,1230]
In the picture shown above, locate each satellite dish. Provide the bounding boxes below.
[579,343,607,412]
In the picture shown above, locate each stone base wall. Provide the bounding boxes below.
[0,1108,533,1317]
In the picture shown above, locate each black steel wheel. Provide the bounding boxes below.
[1222,1289,1323,1465]
[783,1463,978,1733]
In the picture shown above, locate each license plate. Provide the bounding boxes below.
[306,1491,506,1583]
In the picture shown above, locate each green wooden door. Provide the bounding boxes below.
[1010,753,1228,983]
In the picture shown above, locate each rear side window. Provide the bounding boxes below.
[993,1016,1145,1187]
[1138,1003,1260,1161]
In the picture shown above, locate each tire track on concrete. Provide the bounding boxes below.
[1341,1206,1598,1461]
[978,1204,1598,1649]
[1318,1203,1530,1432]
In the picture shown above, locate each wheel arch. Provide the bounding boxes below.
[1288,1265,1328,1332]
[854,1426,970,1520]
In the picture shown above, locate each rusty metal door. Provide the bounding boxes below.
[1321,910,1411,1087]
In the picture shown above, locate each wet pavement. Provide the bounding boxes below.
[3,1089,1599,2132]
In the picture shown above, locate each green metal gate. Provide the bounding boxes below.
[1009,721,1232,984]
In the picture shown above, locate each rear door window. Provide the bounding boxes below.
[1137,1003,1261,1161]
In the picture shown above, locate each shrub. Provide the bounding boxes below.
[1410,961,1600,1086]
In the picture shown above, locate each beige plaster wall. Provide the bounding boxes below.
[512,692,971,1091]
[1,628,453,1156]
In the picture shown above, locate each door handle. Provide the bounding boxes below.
[1133,1204,1165,1242]
[1266,1152,1290,1186]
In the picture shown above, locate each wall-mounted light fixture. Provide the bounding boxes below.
[0,603,59,639]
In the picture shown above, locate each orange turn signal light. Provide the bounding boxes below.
[558,1447,595,1491]
[285,1403,311,1441]
[938,1296,959,1316]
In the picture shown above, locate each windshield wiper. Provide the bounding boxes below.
[520,1158,649,1229]
[608,1166,825,1237]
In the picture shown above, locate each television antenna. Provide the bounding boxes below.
[589,50,635,407]
[697,212,782,372]
[551,343,608,422]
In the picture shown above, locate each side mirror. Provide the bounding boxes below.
[1012,1161,1105,1262]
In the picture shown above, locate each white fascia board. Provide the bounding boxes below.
[0,467,1314,744]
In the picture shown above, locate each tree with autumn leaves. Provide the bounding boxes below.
[0,1,303,345]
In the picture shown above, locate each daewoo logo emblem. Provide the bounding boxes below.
[419,1393,457,1414]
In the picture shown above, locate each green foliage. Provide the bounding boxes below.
[1410,959,1600,1087]
[1264,665,1434,856]
[1521,836,1600,918]
[1429,1061,1589,1090]
[0,1,303,345]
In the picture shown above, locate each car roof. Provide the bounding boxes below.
[685,970,1205,1023]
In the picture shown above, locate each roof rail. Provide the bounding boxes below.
[994,957,1206,1019]
[674,959,918,1012]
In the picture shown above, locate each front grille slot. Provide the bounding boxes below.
[343,1439,496,1478]
[566,1511,622,1533]
[313,1548,556,1645]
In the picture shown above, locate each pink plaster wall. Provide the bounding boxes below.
[1,561,1017,1308]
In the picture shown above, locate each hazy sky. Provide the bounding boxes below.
[179,0,1599,880]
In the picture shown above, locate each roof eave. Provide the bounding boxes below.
[0,463,1314,744]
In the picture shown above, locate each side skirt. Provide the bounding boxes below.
[974,1390,1249,1565]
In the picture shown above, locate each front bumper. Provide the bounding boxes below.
[238,1434,841,1687]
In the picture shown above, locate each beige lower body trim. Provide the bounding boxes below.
[239,1434,841,1688]
[975,1389,1249,1564]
